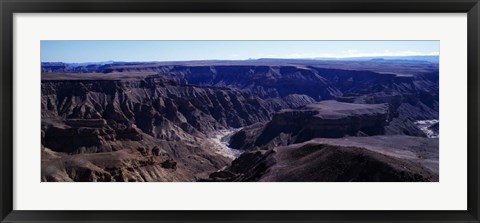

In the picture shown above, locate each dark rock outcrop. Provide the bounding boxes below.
[205,135,439,182]
[230,101,393,150]
[429,122,439,135]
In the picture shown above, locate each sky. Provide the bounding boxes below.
[41,40,439,63]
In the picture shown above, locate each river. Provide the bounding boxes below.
[209,129,242,159]
[413,119,439,138]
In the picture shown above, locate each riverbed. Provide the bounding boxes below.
[414,119,439,138]
[209,129,242,159]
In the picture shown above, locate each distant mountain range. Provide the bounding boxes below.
[41,55,439,67]
[258,55,439,64]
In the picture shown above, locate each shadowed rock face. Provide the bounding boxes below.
[429,122,439,135]
[229,101,393,150]
[42,75,276,138]
[42,64,340,100]
[43,63,435,104]
[166,65,342,100]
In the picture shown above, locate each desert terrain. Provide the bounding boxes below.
[41,58,439,182]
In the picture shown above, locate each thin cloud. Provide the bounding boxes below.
[262,51,439,59]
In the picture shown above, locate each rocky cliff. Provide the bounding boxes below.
[41,74,282,181]
[229,100,393,150]
[41,60,439,182]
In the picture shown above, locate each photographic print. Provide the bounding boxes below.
[40,40,439,182]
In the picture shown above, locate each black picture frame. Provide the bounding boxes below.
[1,0,479,222]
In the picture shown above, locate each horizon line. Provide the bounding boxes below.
[41,54,440,64]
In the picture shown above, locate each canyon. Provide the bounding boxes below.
[41,59,439,182]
